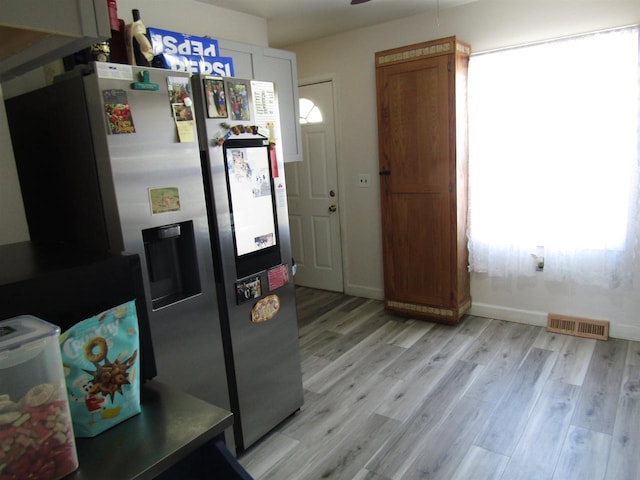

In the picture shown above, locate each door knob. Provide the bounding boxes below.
[329,190,336,197]
[329,205,337,213]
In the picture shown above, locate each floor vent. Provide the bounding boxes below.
[547,313,609,341]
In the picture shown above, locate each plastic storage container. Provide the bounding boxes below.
[0,316,78,480]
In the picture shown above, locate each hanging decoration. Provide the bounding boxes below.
[212,123,262,146]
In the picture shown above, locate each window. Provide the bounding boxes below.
[299,97,323,124]
[467,26,639,288]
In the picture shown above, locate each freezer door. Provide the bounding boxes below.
[80,65,232,418]
[192,75,303,452]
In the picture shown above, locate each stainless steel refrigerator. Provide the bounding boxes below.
[5,64,231,436]
[191,75,304,453]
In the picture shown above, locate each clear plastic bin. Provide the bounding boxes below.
[0,315,78,480]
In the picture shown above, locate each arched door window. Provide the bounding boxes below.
[299,97,323,124]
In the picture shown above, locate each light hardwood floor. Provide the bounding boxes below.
[238,287,640,480]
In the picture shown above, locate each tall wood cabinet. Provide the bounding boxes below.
[375,36,471,324]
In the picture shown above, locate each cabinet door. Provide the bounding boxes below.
[218,39,256,79]
[377,54,453,308]
[253,48,303,163]
[218,40,302,164]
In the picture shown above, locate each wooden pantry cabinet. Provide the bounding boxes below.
[375,36,471,324]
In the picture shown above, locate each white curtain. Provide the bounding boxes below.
[467,26,640,288]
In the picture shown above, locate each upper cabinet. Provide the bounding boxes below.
[0,0,110,82]
[219,39,302,163]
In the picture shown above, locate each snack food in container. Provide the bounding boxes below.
[0,315,78,480]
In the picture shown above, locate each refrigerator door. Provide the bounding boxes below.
[82,65,230,413]
[192,75,303,452]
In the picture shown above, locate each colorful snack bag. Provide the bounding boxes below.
[59,300,140,437]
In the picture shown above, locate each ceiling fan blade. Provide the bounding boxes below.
[350,0,371,4]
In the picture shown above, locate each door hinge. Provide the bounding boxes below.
[448,62,452,72]
[450,292,455,302]
[449,183,453,193]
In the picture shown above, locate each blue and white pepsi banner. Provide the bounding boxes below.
[148,27,234,76]
[148,27,219,57]
[161,53,234,76]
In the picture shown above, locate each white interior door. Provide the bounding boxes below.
[285,80,343,292]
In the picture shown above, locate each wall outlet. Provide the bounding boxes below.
[358,174,371,187]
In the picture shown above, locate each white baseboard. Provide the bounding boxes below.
[469,302,640,341]
[469,302,548,327]
[609,324,640,342]
[345,283,384,300]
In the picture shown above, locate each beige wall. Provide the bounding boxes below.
[286,0,640,339]
[116,0,268,46]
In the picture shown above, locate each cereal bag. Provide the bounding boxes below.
[59,300,140,437]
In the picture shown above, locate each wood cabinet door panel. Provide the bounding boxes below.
[383,192,451,306]
[378,53,453,308]
[381,57,450,193]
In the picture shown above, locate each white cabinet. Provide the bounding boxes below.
[219,39,302,163]
[0,0,110,81]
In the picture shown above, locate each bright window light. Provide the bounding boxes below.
[299,98,323,124]
[467,26,639,288]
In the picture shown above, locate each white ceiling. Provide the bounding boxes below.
[195,0,476,47]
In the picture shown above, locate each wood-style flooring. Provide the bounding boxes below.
[238,287,640,480]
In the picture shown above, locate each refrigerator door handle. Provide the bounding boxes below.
[157,224,181,239]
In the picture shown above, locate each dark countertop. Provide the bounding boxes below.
[66,380,234,480]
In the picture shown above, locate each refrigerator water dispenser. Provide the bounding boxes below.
[142,221,201,309]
